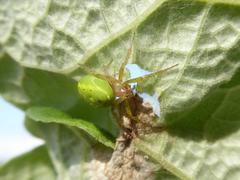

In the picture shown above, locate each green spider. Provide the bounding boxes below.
[78,34,177,130]
[78,49,177,105]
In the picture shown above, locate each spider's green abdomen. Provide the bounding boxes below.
[78,75,114,107]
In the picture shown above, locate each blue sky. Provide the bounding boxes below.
[127,64,160,116]
[0,97,43,163]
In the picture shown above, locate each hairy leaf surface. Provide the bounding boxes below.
[1,0,240,179]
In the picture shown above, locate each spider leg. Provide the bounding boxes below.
[114,96,139,123]
[123,64,178,84]
[78,63,120,86]
[118,31,136,81]
[114,96,128,105]
[102,57,115,75]
[124,100,134,120]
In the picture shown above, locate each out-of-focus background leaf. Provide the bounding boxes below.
[0,146,55,180]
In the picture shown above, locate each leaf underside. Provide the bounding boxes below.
[26,106,115,149]
[1,0,240,179]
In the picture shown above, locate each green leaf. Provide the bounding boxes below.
[26,106,115,149]
[166,69,240,141]
[0,55,29,106]
[155,2,240,124]
[135,137,193,180]
[198,0,240,6]
[24,117,45,139]
[29,122,112,180]
[0,54,79,110]
[136,129,240,180]
[1,0,240,179]
[0,54,118,136]
[136,71,240,179]
[0,146,55,180]
[0,0,168,72]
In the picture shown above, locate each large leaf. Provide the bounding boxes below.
[0,55,118,136]
[26,106,115,148]
[0,54,78,110]
[1,0,240,124]
[0,145,55,180]
[0,0,168,71]
[26,122,113,180]
[0,55,117,179]
[1,0,240,179]
[136,129,240,180]
[135,69,240,179]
